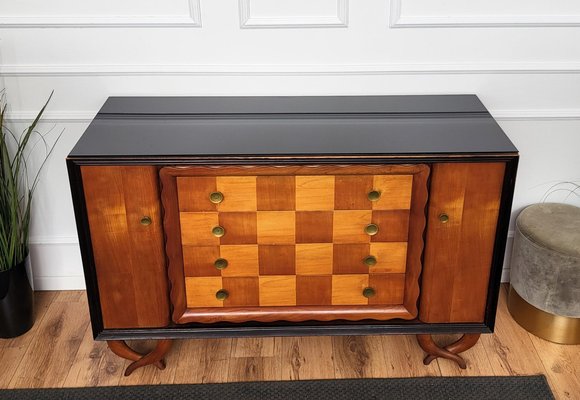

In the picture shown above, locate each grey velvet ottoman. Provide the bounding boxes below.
[508,203,580,344]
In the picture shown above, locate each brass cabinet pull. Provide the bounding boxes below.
[363,255,377,266]
[140,216,152,226]
[209,191,224,204]
[368,190,381,202]
[363,287,376,298]
[212,226,226,237]
[214,258,228,270]
[439,213,450,224]
[364,223,379,236]
[215,289,229,301]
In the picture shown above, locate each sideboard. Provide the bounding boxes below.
[67,95,518,375]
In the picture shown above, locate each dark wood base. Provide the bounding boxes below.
[107,339,173,376]
[416,333,481,369]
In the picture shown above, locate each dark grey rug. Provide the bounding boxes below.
[0,376,553,400]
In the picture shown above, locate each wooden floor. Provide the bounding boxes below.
[1,285,578,399]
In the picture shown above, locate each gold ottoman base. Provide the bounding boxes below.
[508,286,580,345]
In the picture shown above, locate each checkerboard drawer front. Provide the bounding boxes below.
[160,165,429,324]
[183,273,406,309]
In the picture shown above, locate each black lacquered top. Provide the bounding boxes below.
[68,95,517,159]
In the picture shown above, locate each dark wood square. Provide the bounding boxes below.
[177,177,217,212]
[368,273,406,305]
[218,212,257,245]
[256,176,296,211]
[182,245,220,277]
[295,211,334,243]
[334,175,373,210]
[296,276,332,306]
[370,210,410,242]
[259,245,296,275]
[333,243,371,274]
[223,277,260,306]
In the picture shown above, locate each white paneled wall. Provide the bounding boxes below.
[1,0,579,289]
[391,0,580,28]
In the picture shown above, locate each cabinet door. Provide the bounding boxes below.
[82,166,170,329]
[419,163,505,323]
[160,164,429,324]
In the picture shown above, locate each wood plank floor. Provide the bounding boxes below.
[1,285,578,399]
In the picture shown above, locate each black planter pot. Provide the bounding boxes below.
[0,258,34,338]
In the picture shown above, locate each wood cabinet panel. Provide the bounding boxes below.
[419,163,506,323]
[161,164,429,324]
[81,166,170,329]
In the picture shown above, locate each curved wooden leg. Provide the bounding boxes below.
[108,339,173,376]
[416,334,480,369]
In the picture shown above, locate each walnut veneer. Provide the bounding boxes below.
[68,95,518,375]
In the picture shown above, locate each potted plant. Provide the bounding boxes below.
[0,91,56,338]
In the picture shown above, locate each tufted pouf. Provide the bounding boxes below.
[508,203,580,344]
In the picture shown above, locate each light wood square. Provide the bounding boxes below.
[296,176,335,211]
[216,176,257,211]
[180,212,219,246]
[333,210,372,244]
[372,175,413,210]
[257,211,295,244]
[331,275,369,305]
[219,245,259,277]
[296,244,333,275]
[185,277,224,308]
[369,242,408,273]
[259,276,296,306]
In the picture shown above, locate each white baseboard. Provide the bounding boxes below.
[33,275,86,291]
[28,241,85,291]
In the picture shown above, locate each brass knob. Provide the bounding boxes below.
[209,191,224,204]
[216,289,229,301]
[214,258,228,270]
[140,216,152,226]
[364,223,379,236]
[212,226,225,237]
[363,287,376,298]
[363,255,377,267]
[368,190,381,202]
[438,213,450,224]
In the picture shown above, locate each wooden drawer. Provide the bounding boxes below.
[160,164,429,324]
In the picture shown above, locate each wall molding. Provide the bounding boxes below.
[492,110,580,121]
[390,0,580,28]
[0,0,201,28]
[239,0,348,28]
[5,111,96,123]
[29,235,79,245]
[2,61,580,77]
[7,109,580,123]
